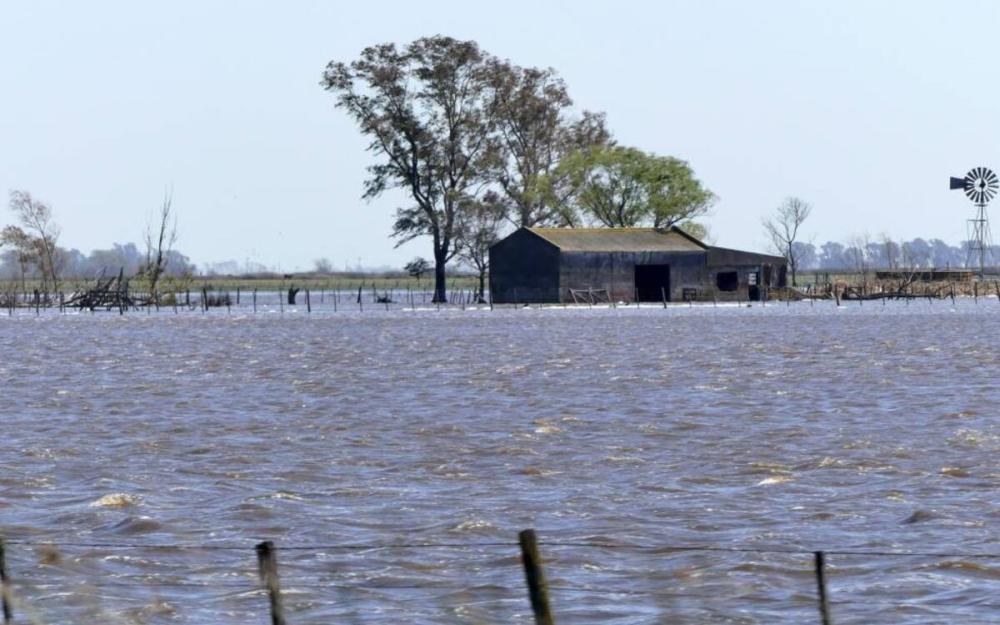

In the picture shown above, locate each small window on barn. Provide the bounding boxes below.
[716,271,738,291]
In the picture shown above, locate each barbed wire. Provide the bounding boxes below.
[4,538,998,559]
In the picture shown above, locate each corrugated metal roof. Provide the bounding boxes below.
[707,246,785,266]
[527,227,707,252]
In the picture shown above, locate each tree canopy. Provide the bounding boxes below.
[552,146,714,229]
[322,36,497,302]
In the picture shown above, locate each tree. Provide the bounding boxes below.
[322,36,499,303]
[791,241,818,271]
[903,238,932,269]
[555,146,714,228]
[845,234,872,290]
[0,225,36,292]
[819,241,846,270]
[676,221,711,242]
[9,190,61,292]
[313,258,334,273]
[455,193,507,302]
[141,190,177,298]
[763,197,812,286]
[485,62,610,227]
[404,257,431,285]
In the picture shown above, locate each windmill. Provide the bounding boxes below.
[949,167,998,277]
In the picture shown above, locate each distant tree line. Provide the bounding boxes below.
[323,36,715,302]
[791,237,992,272]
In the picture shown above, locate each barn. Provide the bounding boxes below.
[488,227,786,304]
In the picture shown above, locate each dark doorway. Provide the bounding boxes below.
[747,270,761,301]
[634,264,671,302]
[716,271,739,292]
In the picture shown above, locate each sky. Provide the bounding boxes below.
[2,1,999,271]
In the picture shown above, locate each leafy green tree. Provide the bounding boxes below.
[322,37,498,302]
[404,257,431,285]
[8,191,61,292]
[554,146,714,228]
[675,221,710,242]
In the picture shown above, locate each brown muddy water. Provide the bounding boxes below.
[0,301,997,624]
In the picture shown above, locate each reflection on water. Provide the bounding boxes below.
[0,300,998,624]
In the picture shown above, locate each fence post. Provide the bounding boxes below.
[519,529,554,625]
[255,541,286,625]
[306,289,312,314]
[814,551,832,625]
[0,537,12,624]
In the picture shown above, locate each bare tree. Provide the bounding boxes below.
[846,233,873,292]
[763,197,812,287]
[142,190,177,298]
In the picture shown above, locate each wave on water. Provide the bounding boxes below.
[89,493,142,508]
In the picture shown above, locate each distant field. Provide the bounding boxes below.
[0,272,481,294]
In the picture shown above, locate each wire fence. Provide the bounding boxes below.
[1,532,997,624]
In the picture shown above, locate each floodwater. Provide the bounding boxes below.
[0,299,997,624]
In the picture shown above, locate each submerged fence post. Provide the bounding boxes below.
[255,541,286,625]
[519,529,554,625]
[0,537,12,624]
[306,289,312,314]
[814,551,832,625]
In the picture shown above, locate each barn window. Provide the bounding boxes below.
[716,271,738,291]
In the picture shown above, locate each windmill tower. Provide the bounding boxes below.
[949,167,997,278]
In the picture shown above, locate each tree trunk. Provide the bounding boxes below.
[432,256,447,303]
[477,270,486,303]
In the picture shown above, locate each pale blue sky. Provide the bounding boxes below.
[2,1,998,270]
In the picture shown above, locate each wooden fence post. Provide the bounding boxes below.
[306,289,312,314]
[814,551,832,625]
[519,529,554,625]
[255,541,286,625]
[0,537,12,624]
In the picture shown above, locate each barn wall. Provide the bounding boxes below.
[558,251,709,302]
[488,230,560,303]
[488,230,790,304]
